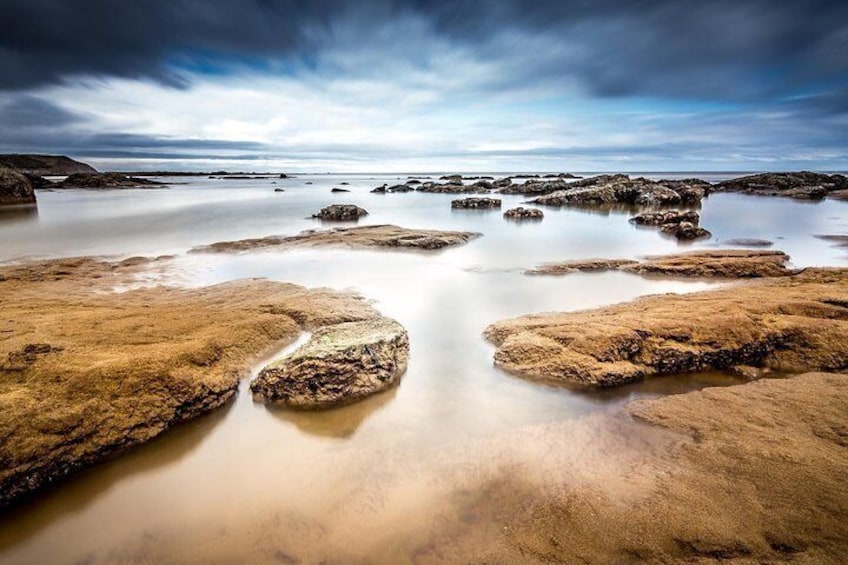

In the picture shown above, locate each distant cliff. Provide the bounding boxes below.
[0,154,97,176]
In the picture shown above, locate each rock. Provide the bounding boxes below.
[274,188,285,192]
[660,221,711,240]
[543,173,580,179]
[630,210,700,226]
[279,173,289,179]
[0,154,96,176]
[530,174,690,208]
[492,177,513,189]
[305,181,313,185]
[499,179,570,196]
[407,179,421,185]
[191,225,481,253]
[504,207,544,220]
[0,167,36,205]
[484,268,848,388]
[54,172,166,189]
[528,250,794,279]
[472,180,493,190]
[440,174,463,183]
[417,183,488,194]
[250,318,409,408]
[714,171,848,200]
[23,173,53,188]
[451,197,502,209]
[386,184,414,193]
[331,188,350,193]
[723,238,774,247]
[371,184,387,193]
[311,204,369,221]
[340,182,350,185]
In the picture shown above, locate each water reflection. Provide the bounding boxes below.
[0,204,38,224]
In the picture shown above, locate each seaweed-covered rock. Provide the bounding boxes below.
[451,197,502,209]
[311,204,369,221]
[504,207,544,220]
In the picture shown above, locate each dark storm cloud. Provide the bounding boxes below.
[2,0,846,102]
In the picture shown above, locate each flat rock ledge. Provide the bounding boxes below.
[311,204,369,221]
[527,250,797,279]
[714,171,848,200]
[504,206,544,220]
[451,197,502,209]
[190,224,480,253]
[484,268,848,388]
[250,318,409,408]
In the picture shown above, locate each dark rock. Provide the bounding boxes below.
[714,172,848,200]
[418,183,488,194]
[279,173,289,179]
[407,180,421,185]
[440,174,463,183]
[250,318,409,409]
[630,210,700,226]
[492,177,513,189]
[274,188,285,192]
[452,197,502,209]
[661,221,711,240]
[23,173,53,188]
[472,180,493,190]
[504,207,544,220]
[387,184,414,193]
[499,179,570,196]
[305,181,313,185]
[0,167,36,205]
[55,173,166,189]
[311,204,369,221]
[340,182,350,185]
[331,188,350,193]
[371,184,387,194]
[529,174,702,208]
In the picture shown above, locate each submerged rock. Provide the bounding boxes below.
[451,197,502,209]
[714,171,848,200]
[723,238,774,247]
[311,204,369,221]
[250,318,409,408]
[504,207,544,220]
[485,268,848,388]
[0,167,36,205]
[274,188,286,192]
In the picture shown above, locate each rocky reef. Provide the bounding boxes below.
[311,204,369,221]
[0,257,381,507]
[630,209,711,240]
[190,224,481,253]
[451,197,502,209]
[0,167,36,205]
[527,174,709,207]
[503,207,544,220]
[715,171,848,200]
[250,318,409,408]
[485,268,848,388]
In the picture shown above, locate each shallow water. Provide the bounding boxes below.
[0,173,846,563]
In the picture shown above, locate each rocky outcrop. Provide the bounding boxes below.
[190,224,481,253]
[250,318,409,408]
[629,210,700,226]
[660,221,711,240]
[0,257,380,507]
[0,154,96,176]
[498,179,570,196]
[54,172,165,189]
[630,210,710,240]
[0,167,36,205]
[528,250,796,279]
[484,268,848,388]
[311,204,369,221]
[714,171,848,200]
[503,207,544,220]
[528,174,706,208]
[451,197,502,209]
[440,174,463,183]
[417,182,489,194]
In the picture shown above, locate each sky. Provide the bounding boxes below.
[0,0,846,172]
